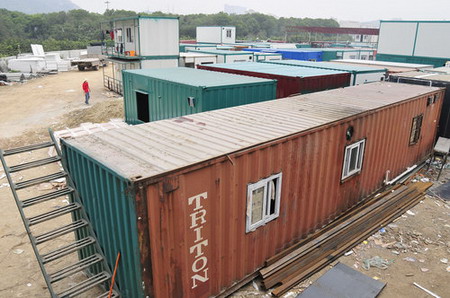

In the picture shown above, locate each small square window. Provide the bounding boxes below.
[342,139,366,180]
[246,173,282,232]
[409,114,423,145]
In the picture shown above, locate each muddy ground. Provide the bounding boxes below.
[0,67,449,298]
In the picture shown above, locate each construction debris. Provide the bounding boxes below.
[259,181,432,296]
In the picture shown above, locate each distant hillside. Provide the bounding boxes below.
[0,0,79,14]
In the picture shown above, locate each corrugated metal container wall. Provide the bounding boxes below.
[388,73,450,137]
[62,83,443,298]
[269,49,323,61]
[261,59,386,85]
[122,67,277,124]
[62,146,144,298]
[197,62,350,98]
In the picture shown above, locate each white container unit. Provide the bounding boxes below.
[378,21,450,58]
[196,26,236,44]
[189,49,253,63]
[179,52,217,68]
[254,52,282,62]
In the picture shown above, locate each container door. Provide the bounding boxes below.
[136,91,150,122]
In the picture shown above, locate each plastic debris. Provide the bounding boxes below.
[413,282,441,298]
[420,268,429,272]
[379,227,386,233]
[392,250,400,255]
[406,210,416,216]
[446,266,450,272]
[420,178,430,182]
[363,256,392,270]
[344,250,354,256]
[372,276,380,280]
[13,249,24,255]
[27,283,32,287]
[441,259,448,264]
[363,240,368,245]
[403,257,416,262]
[0,174,6,180]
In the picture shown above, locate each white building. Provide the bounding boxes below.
[196,26,236,44]
[377,20,450,67]
[102,16,180,94]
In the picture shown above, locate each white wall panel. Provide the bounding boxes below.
[414,23,450,58]
[197,27,222,43]
[377,22,417,55]
[139,18,179,56]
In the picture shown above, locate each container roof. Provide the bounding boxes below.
[64,82,441,181]
[202,62,347,77]
[179,52,217,58]
[391,71,450,82]
[334,59,434,69]
[122,67,275,87]
[189,49,253,55]
[263,60,386,74]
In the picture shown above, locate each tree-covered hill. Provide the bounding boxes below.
[0,8,342,57]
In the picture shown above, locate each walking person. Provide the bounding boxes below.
[82,79,90,104]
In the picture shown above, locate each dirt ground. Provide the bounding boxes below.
[0,67,449,297]
[0,66,123,297]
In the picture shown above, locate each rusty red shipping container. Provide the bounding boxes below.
[197,62,351,98]
[61,82,443,297]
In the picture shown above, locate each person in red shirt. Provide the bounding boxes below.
[82,79,90,104]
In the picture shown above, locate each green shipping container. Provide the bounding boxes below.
[122,67,277,124]
[376,53,448,68]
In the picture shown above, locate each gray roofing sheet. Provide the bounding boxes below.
[64,82,440,180]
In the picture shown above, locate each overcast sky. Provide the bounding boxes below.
[71,0,450,22]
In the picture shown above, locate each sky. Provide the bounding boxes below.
[71,0,450,22]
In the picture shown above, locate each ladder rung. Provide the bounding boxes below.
[28,202,81,226]
[35,219,88,245]
[2,141,54,156]
[57,271,111,297]
[21,187,74,208]
[97,289,120,298]
[9,156,61,173]
[14,172,67,190]
[42,236,96,263]
[49,253,103,283]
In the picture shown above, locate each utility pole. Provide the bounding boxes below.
[105,1,110,10]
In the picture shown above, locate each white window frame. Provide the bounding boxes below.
[341,139,366,180]
[246,173,282,233]
[226,29,232,38]
[126,27,133,43]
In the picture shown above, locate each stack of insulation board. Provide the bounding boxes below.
[197,62,350,98]
[61,82,443,298]
[261,59,387,85]
[121,67,277,124]
[332,59,434,74]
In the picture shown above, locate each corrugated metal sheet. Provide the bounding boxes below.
[197,62,350,97]
[262,59,386,74]
[65,82,441,180]
[62,82,443,298]
[261,60,386,85]
[62,145,143,298]
[122,67,276,124]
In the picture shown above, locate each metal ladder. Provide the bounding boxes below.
[0,131,120,298]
